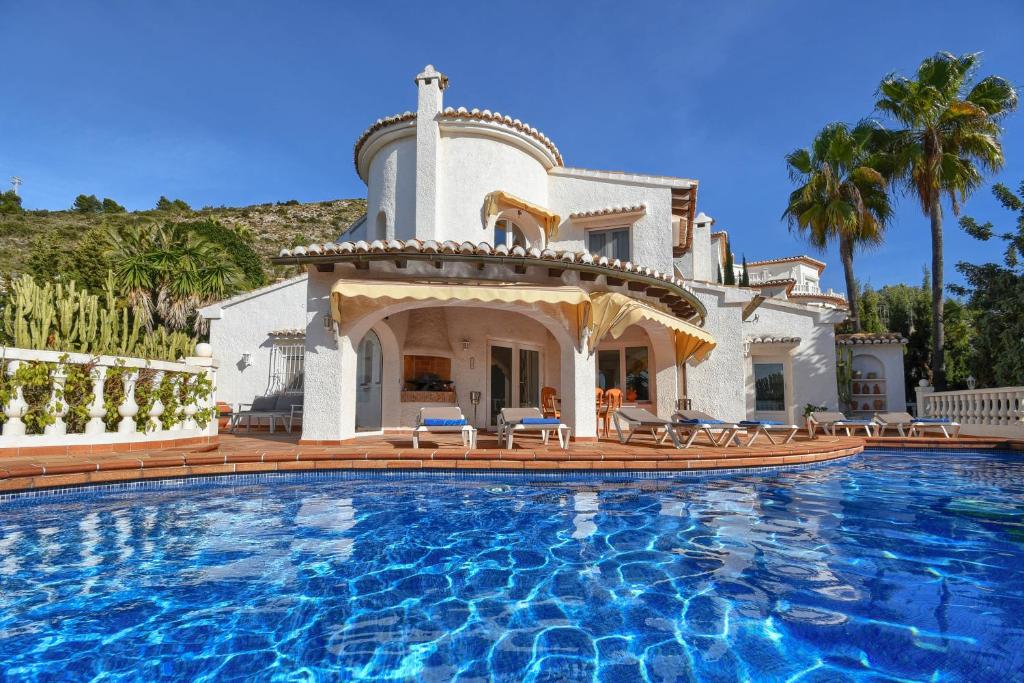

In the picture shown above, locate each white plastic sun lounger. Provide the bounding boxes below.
[671,410,742,448]
[497,408,570,449]
[737,419,799,447]
[412,407,477,449]
[807,411,877,437]
[612,407,683,448]
[873,412,961,439]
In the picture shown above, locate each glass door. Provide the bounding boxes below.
[518,348,540,408]
[355,331,383,432]
[489,345,513,425]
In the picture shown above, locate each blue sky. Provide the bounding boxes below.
[3,1,1023,292]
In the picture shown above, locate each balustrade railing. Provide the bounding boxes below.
[916,384,1024,438]
[0,346,217,448]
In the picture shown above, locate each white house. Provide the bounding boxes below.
[201,65,903,443]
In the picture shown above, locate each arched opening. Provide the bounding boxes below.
[375,211,388,241]
[355,329,383,431]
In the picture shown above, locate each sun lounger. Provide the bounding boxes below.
[230,395,291,433]
[737,419,799,446]
[874,412,961,438]
[412,407,477,449]
[806,411,877,437]
[612,407,683,448]
[671,410,742,448]
[498,408,570,449]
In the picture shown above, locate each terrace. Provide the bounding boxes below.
[2,430,1020,497]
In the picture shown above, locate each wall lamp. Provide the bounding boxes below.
[241,353,252,368]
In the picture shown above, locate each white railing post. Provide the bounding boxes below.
[914,380,934,418]
[43,367,68,436]
[167,374,183,431]
[3,361,29,436]
[148,371,165,432]
[85,365,108,435]
[117,371,140,434]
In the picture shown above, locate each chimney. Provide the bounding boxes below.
[414,65,447,240]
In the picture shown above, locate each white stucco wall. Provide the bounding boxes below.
[202,275,309,408]
[366,136,417,240]
[548,173,675,274]
[684,284,749,422]
[435,133,550,245]
[745,301,842,423]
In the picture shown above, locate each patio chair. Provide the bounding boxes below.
[671,410,742,448]
[612,407,683,448]
[541,387,560,419]
[873,412,961,439]
[412,407,477,449]
[737,419,799,447]
[600,388,623,438]
[806,411,877,438]
[498,407,570,449]
[230,395,290,433]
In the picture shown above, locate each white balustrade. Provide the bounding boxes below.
[916,383,1024,438]
[0,346,218,448]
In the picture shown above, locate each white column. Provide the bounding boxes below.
[336,334,359,441]
[117,371,139,433]
[43,367,68,436]
[85,365,108,435]
[148,371,165,432]
[561,343,597,440]
[914,381,934,418]
[414,65,446,241]
[2,361,29,436]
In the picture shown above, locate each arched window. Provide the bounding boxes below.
[375,211,387,241]
[494,219,527,248]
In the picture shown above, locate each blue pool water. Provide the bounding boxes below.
[1,450,1023,681]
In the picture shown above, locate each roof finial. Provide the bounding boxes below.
[415,64,448,91]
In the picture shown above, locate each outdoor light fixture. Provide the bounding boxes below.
[241,353,252,368]
[323,313,334,331]
[470,391,482,425]
[967,375,977,390]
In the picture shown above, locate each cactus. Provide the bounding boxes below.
[0,273,196,361]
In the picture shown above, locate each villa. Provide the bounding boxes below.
[200,65,906,442]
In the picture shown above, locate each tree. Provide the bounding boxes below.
[104,222,244,332]
[102,198,126,213]
[72,194,102,213]
[783,121,892,331]
[953,180,1024,386]
[876,51,1018,388]
[723,240,736,285]
[155,196,190,212]
[26,226,113,292]
[716,265,723,284]
[0,190,22,214]
[740,255,750,286]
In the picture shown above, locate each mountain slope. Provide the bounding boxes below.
[0,198,367,277]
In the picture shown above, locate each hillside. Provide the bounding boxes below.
[0,198,367,277]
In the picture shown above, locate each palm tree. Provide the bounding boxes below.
[783,121,893,331]
[106,222,243,333]
[875,52,1017,387]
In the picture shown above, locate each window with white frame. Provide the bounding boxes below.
[587,227,630,262]
[271,339,305,393]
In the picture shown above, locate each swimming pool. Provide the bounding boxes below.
[1,449,1022,681]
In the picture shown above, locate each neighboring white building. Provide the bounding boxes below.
[201,65,900,442]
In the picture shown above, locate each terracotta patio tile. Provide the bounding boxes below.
[188,464,236,477]
[185,454,228,466]
[277,461,316,471]
[315,461,356,470]
[233,462,278,474]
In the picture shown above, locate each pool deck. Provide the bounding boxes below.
[1,430,1020,495]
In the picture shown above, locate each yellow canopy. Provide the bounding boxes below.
[331,280,715,365]
[585,292,716,364]
[483,191,561,240]
[331,279,589,328]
